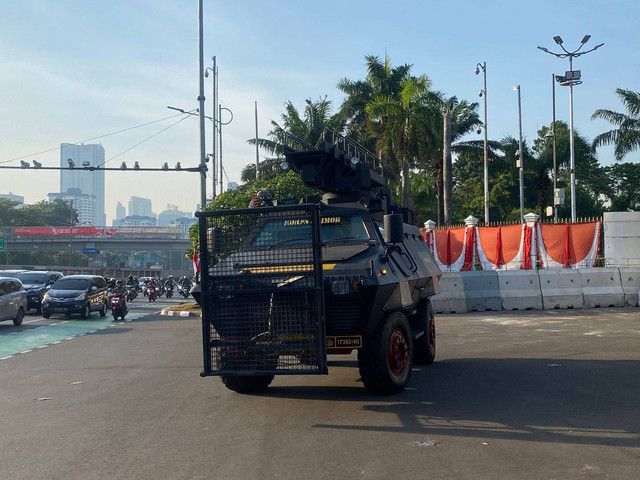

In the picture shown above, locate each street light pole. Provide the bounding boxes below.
[552,73,558,222]
[537,35,604,222]
[475,61,489,225]
[514,85,524,223]
[197,0,207,210]
[211,56,218,199]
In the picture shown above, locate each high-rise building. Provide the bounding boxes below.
[128,196,153,217]
[60,143,106,225]
[112,201,127,226]
[48,188,97,226]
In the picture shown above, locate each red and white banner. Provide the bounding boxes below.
[429,227,475,271]
[422,220,600,271]
[12,226,119,236]
[537,222,600,268]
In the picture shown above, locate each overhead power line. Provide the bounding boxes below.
[0,111,195,166]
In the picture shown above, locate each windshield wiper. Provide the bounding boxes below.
[327,234,364,243]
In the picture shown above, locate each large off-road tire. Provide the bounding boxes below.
[13,307,24,326]
[412,299,436,365]
[81,303,90,319]
[358,311,413,395]
[99,302,107,317]
[221,375,274,393]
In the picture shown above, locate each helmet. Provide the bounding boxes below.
[128,275,134,280]
[116,280,123,287]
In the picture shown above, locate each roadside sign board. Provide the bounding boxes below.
[83,247,99,255]
[0,236,5,251]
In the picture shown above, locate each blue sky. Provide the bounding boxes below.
[1,0,637,223]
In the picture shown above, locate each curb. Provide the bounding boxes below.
[159,308,201,318]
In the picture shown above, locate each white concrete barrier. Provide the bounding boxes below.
[497,270,542,310]
[578,268,625,308]
[539,269,583,309]
[463,271,502,312]
[618,267,640,307]
[430,272,466,314]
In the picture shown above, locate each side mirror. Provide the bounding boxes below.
[91,286,98,291]
[383,214,404,244]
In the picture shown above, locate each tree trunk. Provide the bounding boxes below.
[443,112,452,225]
[402,157,410,208]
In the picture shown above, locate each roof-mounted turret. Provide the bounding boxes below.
[283,129,388,205]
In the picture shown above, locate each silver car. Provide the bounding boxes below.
[0,277,28,326]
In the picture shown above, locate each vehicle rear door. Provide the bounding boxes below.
[0,281,9,321]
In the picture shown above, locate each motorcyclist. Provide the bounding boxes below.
[126,275,137,287]
[108,277,116,289]
[113,279,127,296]
[164,275,174,288]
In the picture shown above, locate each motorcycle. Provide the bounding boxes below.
[177,284,190,299]
[110,293,128,320]
[148,286,157,302]
[126,286,136,303]
[165,285,174,298]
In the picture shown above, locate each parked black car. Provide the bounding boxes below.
[14,271,63,312]
[42,275,109,319]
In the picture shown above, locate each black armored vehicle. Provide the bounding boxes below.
[194,130,441,394]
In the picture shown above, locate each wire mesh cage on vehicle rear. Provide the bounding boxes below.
[197,204,327,376]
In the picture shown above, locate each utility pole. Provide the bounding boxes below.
[475,61,489,225]
[514,85,524,223]
[212,56,217,199]
[197,0,207,209]
[255,101,260,181]
[219,103,223,195]
[552,73,558,223]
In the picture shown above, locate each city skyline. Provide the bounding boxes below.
[1,2,639,222]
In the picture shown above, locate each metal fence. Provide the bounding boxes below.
[197,204,327,376]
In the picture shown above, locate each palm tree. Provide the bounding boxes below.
[366,75,434,207]
[592,88,640,160]
[420,96,480,224]
[247,97,345,157]
[338,55,412,174]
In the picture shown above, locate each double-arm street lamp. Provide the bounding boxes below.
[475,61,489,225]
[537,35,604,222]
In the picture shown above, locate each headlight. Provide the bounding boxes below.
[74,293,86,301]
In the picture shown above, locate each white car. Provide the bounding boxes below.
[0,277,28,326]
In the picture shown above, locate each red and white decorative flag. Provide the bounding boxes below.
[193,251,201,275]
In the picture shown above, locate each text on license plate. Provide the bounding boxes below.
[326,336,362,348]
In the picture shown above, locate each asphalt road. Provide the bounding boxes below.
[1,306,639,479]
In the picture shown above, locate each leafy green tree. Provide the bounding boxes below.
[0,198,77,226]
[605,162,640,211]
[592,89,640,160]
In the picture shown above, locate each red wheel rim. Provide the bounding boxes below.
[388,328,409,375]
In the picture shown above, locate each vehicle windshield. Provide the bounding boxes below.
[52,278,90,290]
[15,273,48,284]
[250,215,369,247]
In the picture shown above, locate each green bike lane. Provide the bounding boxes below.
[0,299,180,360]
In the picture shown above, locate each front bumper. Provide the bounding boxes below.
[42,299,85,315]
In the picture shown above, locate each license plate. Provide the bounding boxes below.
[53,308,67,313]
[326,335,362,348]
